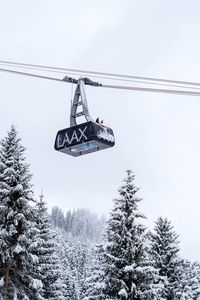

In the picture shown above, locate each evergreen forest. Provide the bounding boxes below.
[0,127,199,299]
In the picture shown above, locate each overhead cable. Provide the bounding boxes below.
[102,84,200,97]
[1,67,200,97]
[1,59,200,87]
[2,62,200,90]
[0,67,63,83]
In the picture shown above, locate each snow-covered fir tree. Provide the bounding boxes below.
[84,170,162,300]
[84,244,106,300]
[180,260,200,300]
[56,231,93,300]
[33,195,65,299]
[173,261,193,300]
[190,261,200,300]
[148,217,184,300]
[0,126,43,299]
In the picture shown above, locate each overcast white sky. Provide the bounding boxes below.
[0,0,200,261]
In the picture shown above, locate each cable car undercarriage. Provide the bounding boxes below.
[54,77,115,157]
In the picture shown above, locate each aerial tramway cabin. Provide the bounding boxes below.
[54,77,115,157]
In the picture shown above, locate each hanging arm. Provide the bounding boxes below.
[66,77,101,127]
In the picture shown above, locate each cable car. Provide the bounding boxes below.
[54,77,115,157]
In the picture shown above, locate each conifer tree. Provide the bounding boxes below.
[180,260,200,300]
[0,126,43,299]
[57,232,92,300]
[148,217,183,300]
[84,244,106,300]
[190,261,200,300]
[173,260,193,300]
[34,195,65,299]
[84,170,162,300]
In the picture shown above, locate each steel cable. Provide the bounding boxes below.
[2,62,200,90]
[1,67,200,97]
[1,59,200,88]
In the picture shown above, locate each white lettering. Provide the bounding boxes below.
[57,132,70,147]
[64,132,70,145]
[70,130,79,144]
[78,126,87,141]
[57,126,88,148]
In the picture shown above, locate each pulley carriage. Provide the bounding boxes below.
[54,77,115,157]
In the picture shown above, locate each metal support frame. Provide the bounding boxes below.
[70,78,93,127]
[62,75,102,127]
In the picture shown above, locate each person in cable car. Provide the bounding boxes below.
[96,118,103,125]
